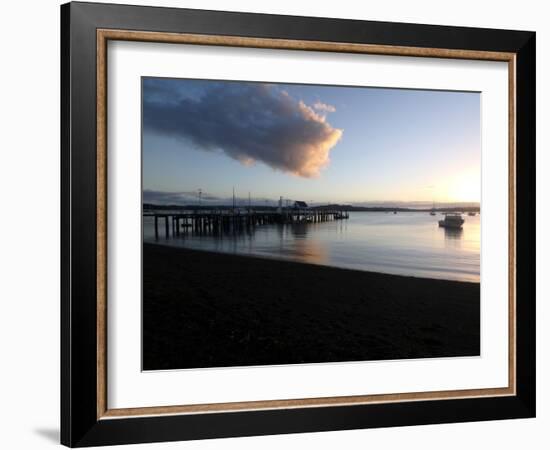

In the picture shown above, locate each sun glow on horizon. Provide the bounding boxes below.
[438,168,481,203]
[144,79,481,206]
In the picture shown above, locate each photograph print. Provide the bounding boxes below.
[141,77,481,371]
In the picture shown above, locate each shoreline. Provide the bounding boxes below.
[145,239,480,284]
[143,243,480,370]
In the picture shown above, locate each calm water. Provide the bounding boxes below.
[143,212,480,282]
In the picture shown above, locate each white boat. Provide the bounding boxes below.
[438,213,464,229]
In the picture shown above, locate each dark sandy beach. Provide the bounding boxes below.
[143,243,480,370]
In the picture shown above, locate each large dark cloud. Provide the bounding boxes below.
[143,82,342,178]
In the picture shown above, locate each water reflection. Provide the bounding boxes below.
[283,223,328,265]
[442,227,463,250]
[288,223,309,239]
[443,227,463,239]
[143,212,480,282]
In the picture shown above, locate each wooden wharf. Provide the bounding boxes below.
[144,209,349,239]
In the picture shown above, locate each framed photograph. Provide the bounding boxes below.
[61,2,536,447]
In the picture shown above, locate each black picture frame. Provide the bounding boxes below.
[61,1,536,447]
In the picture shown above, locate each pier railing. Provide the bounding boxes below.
[143,209,349,239]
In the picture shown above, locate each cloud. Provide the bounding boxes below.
[143,81,343,178]
[313,101,336,113]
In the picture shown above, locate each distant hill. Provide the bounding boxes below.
[143,203,279,211]
[144,202,480,213]
[311,204,480,213]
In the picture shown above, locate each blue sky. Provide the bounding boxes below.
[142,77,480,206]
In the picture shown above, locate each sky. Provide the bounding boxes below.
[142,77,480,206]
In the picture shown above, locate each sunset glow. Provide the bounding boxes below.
[143,78,481,206]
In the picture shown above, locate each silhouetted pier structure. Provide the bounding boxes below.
[144,209,349,239]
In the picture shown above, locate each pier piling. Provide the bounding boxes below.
[144,209,349,239]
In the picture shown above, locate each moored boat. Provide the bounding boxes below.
[438,213,464,229]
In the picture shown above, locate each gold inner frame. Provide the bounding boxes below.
[96,29,517,420]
